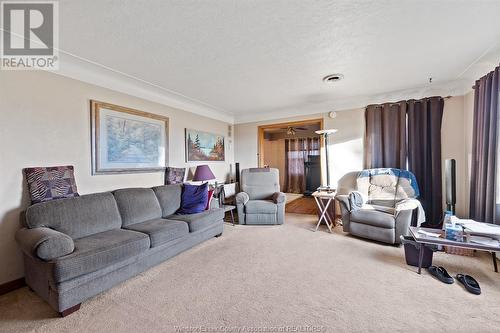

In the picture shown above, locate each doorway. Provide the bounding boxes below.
[258,119,323,214]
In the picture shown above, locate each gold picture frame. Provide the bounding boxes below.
[91,100,169,174]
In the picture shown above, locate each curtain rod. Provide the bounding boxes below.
[368,96,451,108]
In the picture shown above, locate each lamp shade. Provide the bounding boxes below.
[193,165,216,181]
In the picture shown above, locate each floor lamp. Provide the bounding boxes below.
[315,129,338,192]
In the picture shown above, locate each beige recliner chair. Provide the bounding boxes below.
[236,168,286,225]
[335,168,424,244]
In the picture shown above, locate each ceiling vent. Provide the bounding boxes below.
[323,74,344,84]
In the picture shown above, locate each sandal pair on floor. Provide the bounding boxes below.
[427,266,481,295]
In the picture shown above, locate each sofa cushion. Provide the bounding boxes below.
[169,208,224,232]
[350,209,395,229]
[152,184,182,217]
[362,204,396,215]
[395,170,420,200]
[357,168,399,207]
[206,189,214,210]
[245,213,277,225]
[177,183,208,215]
[245,200,277,214]
[113,188,162,226]
[241,168,280,200]
[24,165,79,204]
[53,229,150,282]
[124,218,189,247]
[25,192,122,239]
[165,167,186,185]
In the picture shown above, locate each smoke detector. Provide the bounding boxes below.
[323,74,344,84]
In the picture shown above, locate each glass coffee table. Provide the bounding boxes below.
[409,227,500,274]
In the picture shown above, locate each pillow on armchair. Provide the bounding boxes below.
[177,183,208,215]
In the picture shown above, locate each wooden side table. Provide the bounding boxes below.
[221,205,236,225]
[215,183,237,225]
[312,190,336,233]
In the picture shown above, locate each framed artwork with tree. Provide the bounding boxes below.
[91,100,168,174]
[185,129,225,162]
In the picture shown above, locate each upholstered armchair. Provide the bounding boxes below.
[236,168,286,225]
[335,168,424,244]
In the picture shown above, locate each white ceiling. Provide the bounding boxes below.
[57,0,500,123]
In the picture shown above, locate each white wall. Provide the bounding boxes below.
[441,96,467,217]
[0,71,234,284]
[324,109,365,187]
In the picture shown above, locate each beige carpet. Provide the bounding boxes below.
[1,214,500,332]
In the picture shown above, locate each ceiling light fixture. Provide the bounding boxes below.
[315,129,338,135]
[323,73,344,84]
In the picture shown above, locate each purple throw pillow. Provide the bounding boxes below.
[176,183,208,215]
[165,167,186,185]
[24,165,79,204]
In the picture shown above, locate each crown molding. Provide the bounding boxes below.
[56,53,235,124]
[54,52,474,126]
[234,79,473,124]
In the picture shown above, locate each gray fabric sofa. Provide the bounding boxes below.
[15,184,224,316]
[335,169,424,245]
[236,168,286,225]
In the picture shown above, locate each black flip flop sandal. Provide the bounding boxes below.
[427,266,454,284]
[456,274,481,295]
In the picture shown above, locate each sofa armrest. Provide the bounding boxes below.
[335,194,350,212]
[235,192,249,225]
[16,227,74,261]
[395,198,425,226]
[272,192,286,204]
[236,192,250,205]
[335,194,352,232]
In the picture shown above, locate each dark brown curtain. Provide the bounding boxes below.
[364,102,407,169]
[407,97,444,226]
[470,65,500,224]
[285,137,320,193]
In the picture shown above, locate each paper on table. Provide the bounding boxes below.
[456,220,500,236]
[417,230,441,238]
[469,236,500,247]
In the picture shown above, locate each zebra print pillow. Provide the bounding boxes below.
[24,166,79,204]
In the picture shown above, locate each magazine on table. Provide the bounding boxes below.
[455,219,500,238]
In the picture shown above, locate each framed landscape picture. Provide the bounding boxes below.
[185,129,225,162]
[91,100,169,174]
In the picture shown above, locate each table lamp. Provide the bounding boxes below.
[192,165,216,183]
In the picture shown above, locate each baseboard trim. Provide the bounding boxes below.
[0,277,26,296]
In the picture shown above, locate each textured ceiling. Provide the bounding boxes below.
[57,0,500,123]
